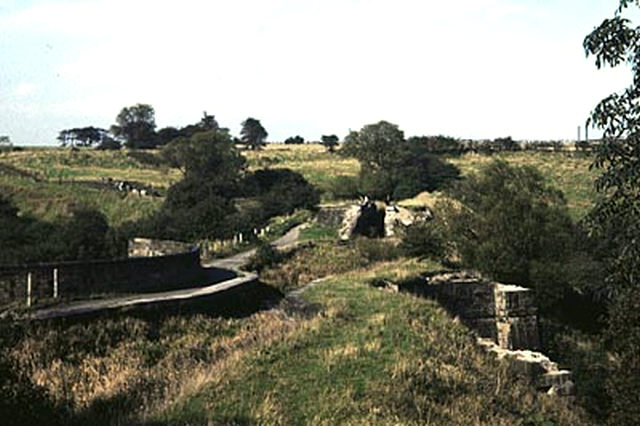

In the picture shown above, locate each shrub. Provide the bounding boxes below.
[400,221,446,260]
[354,237,402,263]
[245,243,284,273]
[605,285,640,425]
[328,175,360,200]
[439,160,578,311]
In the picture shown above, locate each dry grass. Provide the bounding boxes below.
[4,306,301,424]
[159,259,589,425]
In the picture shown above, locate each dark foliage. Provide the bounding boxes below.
[240,118,268,150]
[584,3,640,422]
[406,135,464,155]
[343,121,460,201]
[58,127,111,148]
[401,221,446,260]
[0,195,123,264]
[242,169,320,219]
[439,161,582,311]
[321,134,339,152]
[284,135,305,145]
[111,103,157,149]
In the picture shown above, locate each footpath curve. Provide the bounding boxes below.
[29,225,304,321]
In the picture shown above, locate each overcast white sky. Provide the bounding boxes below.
[0,0,634,145]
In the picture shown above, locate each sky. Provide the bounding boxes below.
[0,0,635,145]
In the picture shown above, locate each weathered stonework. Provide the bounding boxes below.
[420,272,540,350]
[128,238,195,258]
[393,271,573,395]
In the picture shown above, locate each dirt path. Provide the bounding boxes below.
[205,224,304,270]
[29,224,306,320]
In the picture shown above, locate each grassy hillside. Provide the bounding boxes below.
[2,253,587,425]
[245,145,597,219]
[0,145,597,225]
[448,152,598,219]
[0,149,174,226]
[161,262,585,425]
[245,144,360,197]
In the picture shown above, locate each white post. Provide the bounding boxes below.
[53,268,58,299]
[27,272,32,307]
[239,233,243,243]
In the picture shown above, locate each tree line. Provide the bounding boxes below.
[57,105,270,151]
[57,104,346,152]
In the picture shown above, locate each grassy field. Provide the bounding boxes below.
[447,151,599,220]
[0,145,598,226]
[2,250,588,425]
[245,144,360,197]
[246,145,598,219]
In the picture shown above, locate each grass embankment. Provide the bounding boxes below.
[160,258,586,425]
[448,151,598,220]
[245,145,597,219]
[0,149,175,226]
[3,251,587,425]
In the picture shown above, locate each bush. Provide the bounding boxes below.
[245,243,284,273]
[605,286,640,425]
[243,169,320,220]
[439,160,578,311]
[328,175,360,200]
[354,237,402,263]
[401,221,446,260]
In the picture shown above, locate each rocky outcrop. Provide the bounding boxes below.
[383,205,431,237]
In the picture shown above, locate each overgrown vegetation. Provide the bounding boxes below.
[0,256,589,425]
[342,121,461,200]
[159,262,587,425]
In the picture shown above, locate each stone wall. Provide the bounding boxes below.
[128,238,195,258]
[0,240,204,309]
[412,272,540,350]
[394,271,573,395]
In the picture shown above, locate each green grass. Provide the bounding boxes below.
[0,175,161,226]
[245,144,360,197]
[447,151,599,220]
[158,260,587,425]
[0,148,180,187]
[1,249,590,424]
[1,145,599,225]
[299,223,339,242]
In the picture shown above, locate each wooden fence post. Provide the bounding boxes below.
[53,268,58,299]
[27,272,32,307]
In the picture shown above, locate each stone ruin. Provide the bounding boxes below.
[315,197,430,241]
[101,177,160,197]
[394,271,574,396]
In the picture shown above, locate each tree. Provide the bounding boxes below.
[57,127,109,148]
[407,135,463,155]
[344,121,405,171]
[199,111,220,132]
[438,161,576,311]
[240,117,268,150]
[111,103,157,149]
[342,121,459,200]
[284,135,305,145]
[155,126,181,146]
[153,130,247,240]
[321,134,339,152]
[0,136,11,151]
[584,2,640,422]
